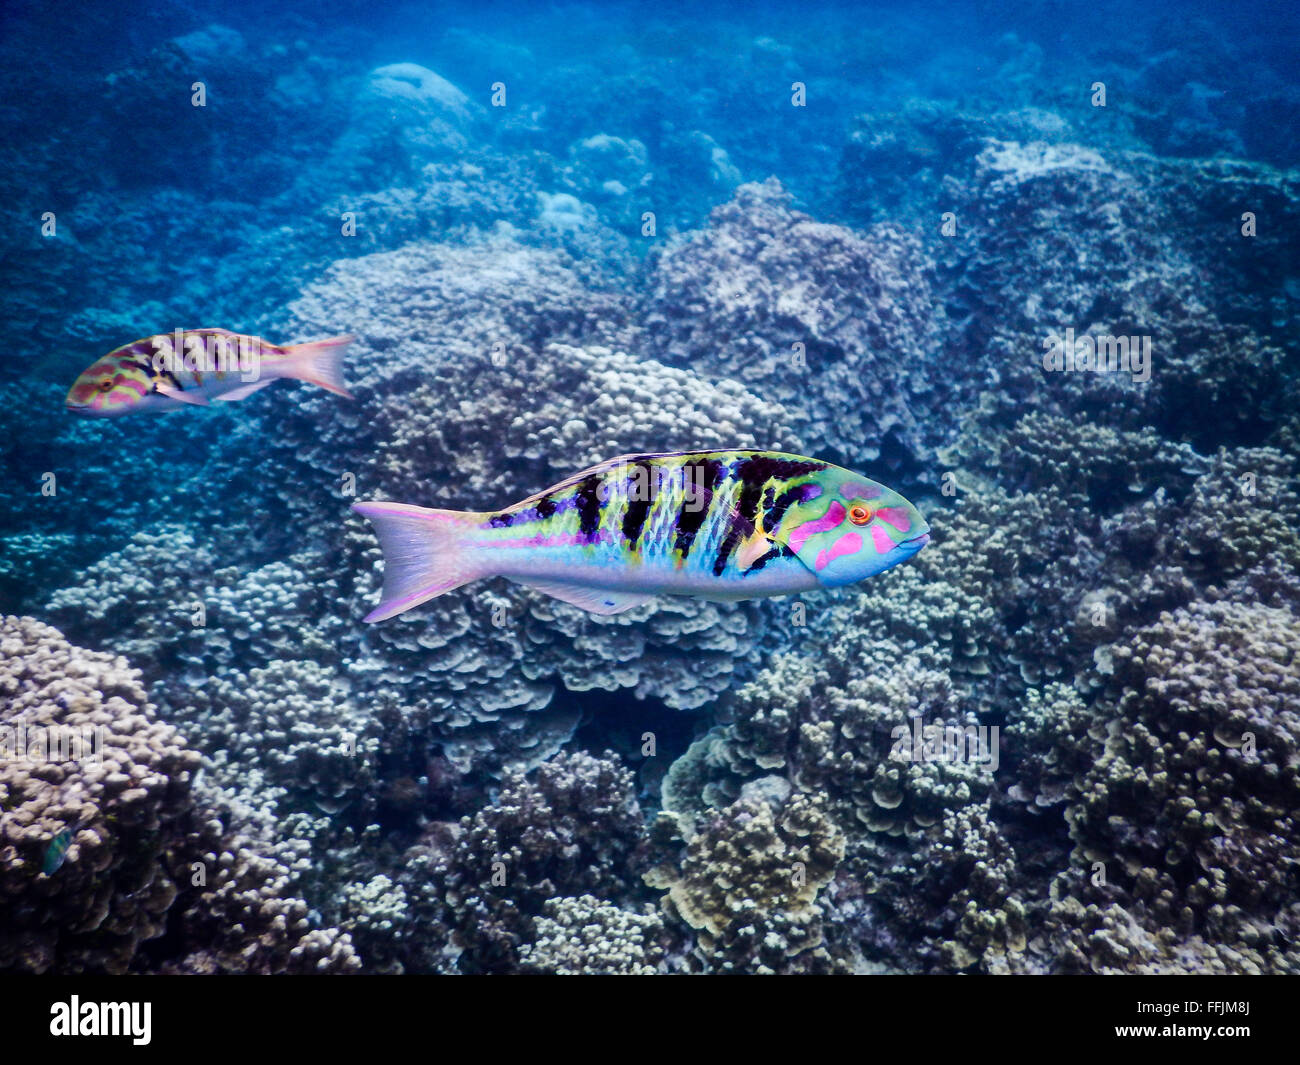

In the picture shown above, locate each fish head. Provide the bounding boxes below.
[775,466,930,587]
[65,355,153,417]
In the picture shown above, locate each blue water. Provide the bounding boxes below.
[2,0,1298,975]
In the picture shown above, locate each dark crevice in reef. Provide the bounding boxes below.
[568,688,699,810]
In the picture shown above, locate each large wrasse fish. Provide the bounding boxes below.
[353,450,931,620]
[65,328,353,417]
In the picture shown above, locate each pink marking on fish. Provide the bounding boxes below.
[871,525,896,553]
[840,481,882,500]
[357,502,446,518]
[876,506,912,532]
[814,531,862,571]
[786,501,846,553]
[493,533,588,549]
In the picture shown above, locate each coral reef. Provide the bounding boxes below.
[6,2,1300,977]
[0,616,358,975]
[423,751,647,974]
[640,179,947,467]
[1058,601,1300,971]
[0,616,198,973]
[157,823,362,975]
[38,242,814,817]
[519,895,664,975]
[647,793,845,974]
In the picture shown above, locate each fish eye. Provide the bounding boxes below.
[98,380,114,392]
[848,504,872,525]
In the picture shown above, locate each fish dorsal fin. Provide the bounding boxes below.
[214,378,274,402]
[156,384,209,406]
[512,452,752,520]
[509,454,639,509]
[514,578,652,615]
[511,452,732,510]
[106,328,239,361]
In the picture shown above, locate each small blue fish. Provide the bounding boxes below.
[42,826,77,875]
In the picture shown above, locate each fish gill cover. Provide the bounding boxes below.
[0,0,1298,980]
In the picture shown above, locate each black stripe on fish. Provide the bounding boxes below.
[620,461,655,550]
[763,482,817,536]
[713,455,809,576]
[491,491,568,529]
[713,505,751,577]
[734,459,769,532]
[575,475,603,541]
[126,338,160,362]
[673,458,724,559]
[743,541,795,576]
[743,454,827,482]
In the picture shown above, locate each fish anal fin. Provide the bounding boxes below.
[516,579,652,615]
[214,379,274,402]
[157,384,209,406]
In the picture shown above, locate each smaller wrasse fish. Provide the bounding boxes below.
[42,824,79,875]
[353,449,930,620]
[65,328,353,417]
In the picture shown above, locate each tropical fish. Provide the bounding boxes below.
[65,328,353,417]
[353,449,930,620]
[42,825,78,875]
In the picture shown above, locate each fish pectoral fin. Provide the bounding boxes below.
[156,384,209,406]
[214,379,274,401]
[514,579,653,616]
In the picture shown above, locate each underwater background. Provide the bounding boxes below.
[2,0,1298,974]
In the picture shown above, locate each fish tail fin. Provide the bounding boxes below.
[352,502,488,622]
[281,334,354,398]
